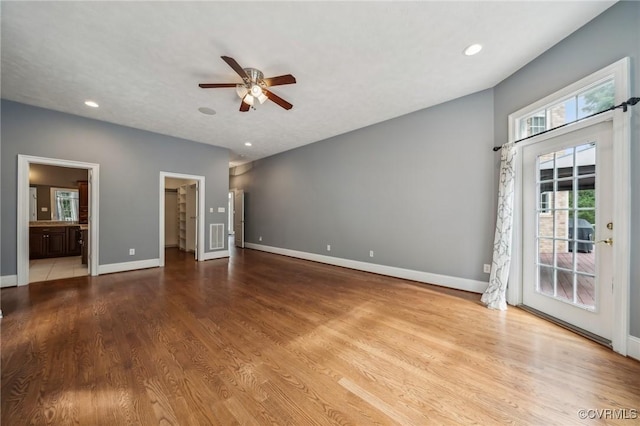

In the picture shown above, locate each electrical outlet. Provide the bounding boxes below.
[369,250,374,258]
[483,264,491,273]
[259,236,262,242]
[129,248,135,256]
[327,244,331,251]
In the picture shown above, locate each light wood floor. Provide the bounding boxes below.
[2,247,638,425]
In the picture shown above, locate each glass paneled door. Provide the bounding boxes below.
[522,122,614,341]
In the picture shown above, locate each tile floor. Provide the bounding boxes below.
[29,256,87,283]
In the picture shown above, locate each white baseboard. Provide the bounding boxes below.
[628,336,640,361]
[201,250,230,261]
[245,243,488,294]
[98,259,160,275]
[1,275,18,288]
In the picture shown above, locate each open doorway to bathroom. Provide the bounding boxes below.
[28,164,89,283]
[16,154,100,287]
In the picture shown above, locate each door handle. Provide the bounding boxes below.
[595,237,613,246]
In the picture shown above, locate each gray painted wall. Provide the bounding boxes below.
[231,1,639,338]
[493,0,640,337]
[1,100,229,275]
[231,89,496,283]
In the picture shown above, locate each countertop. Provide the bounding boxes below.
[30,221,80,228]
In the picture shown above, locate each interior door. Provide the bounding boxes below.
[233,190,244,248]
[522,121,613,340]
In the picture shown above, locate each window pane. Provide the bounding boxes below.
[549,97,577,128]
[576,250,594,273]
[554,209,570,239]
[538,238,553,266]
[556,269,574,303]
[555,147,574,179]
[578,79,615,119]
[576,142,596,176]
[539,191,555,211]
[52,189,79,221]
[538,211,553,237]
[538,265,554,297]
[521,110,546,138]
[555,238,569,256]
[576,274,595,308]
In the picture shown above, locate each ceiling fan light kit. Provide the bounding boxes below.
[199,56,296,112]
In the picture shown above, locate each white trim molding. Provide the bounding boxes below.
[98,259,160,275]
[159,172,206,267]
[628,336,640,362]
[201,250,230,261]
[246,243,489,294]
[17,155,100,286]
[1,275,18,288]
[506,57,631,356]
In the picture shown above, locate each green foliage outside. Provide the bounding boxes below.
[568,190,595,225]
[581,81,615,116]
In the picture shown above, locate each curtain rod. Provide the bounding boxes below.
[492,97,639,152]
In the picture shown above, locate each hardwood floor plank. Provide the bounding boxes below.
[2,247,639,425]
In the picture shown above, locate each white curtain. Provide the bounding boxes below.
[481,143,517,310]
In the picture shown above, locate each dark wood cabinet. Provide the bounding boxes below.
[46,229,67,257]
[81,229,88,265]
[78,180,88,224]
[29,226,82,259]
[30,227,68,258]
[67,226,82,255]
[29,229,46,258]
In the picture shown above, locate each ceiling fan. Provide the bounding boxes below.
[199,56,296,112]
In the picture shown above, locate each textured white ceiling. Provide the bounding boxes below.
[1,1,615,166]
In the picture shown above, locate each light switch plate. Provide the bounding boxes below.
[209,207,214,213]
[218,207,225,213]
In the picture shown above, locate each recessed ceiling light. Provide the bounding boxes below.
[198,107,216,115]
[84,100,99,108]
[244,142,252,147]
[464,44,483,56]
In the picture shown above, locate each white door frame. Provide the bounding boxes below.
[228,190,235,235]
[231,189,245,248]
[506,58,630,355]
[159,172,205,267]
[17,155,100,286]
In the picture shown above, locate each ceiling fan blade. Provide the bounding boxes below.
[199,83,237,88]
[221,56,250,83]
[264,89,293,110]
[263,74,296,87]
[240,100,251,112]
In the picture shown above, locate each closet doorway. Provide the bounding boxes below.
[158,172,205,267]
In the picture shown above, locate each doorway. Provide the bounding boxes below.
[232,189,244,248]
[17,155,99,286]
[158,172,206,267]
[521,122,613,341]
[28,165,89,283]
